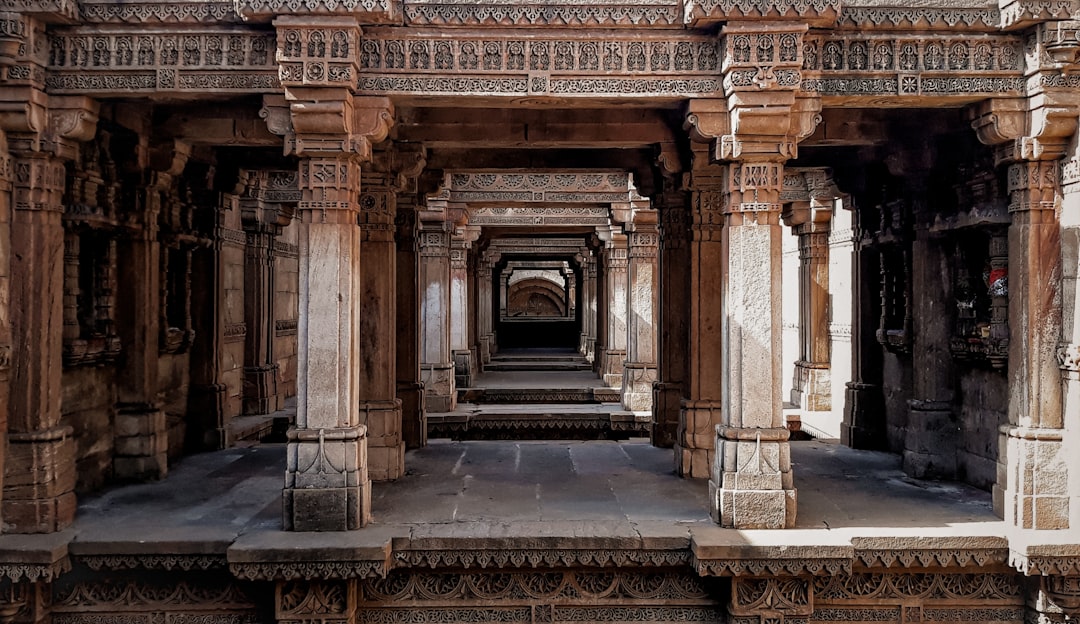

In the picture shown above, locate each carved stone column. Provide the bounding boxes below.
[600,230,628,388]
[653,168,690,450]
[971,92,1076,529]
[4,93,97,532]
[841,212,887,449]
[477,252,496,365]
[676,147,726,478]
[395,154,426,449]
[621,216,660,413]
[358,151,403,481]
[240,171,295,417]
[583,250,598,363]
[792,225,831,414]
[419,219,455,412]
[905,191,959,479]
[450,227,477,389]
[0,128,12,525]
[115,139,189,480]
[273,81,392,531]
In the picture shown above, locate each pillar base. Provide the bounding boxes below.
[284,426,371,530]
[397,381,426,450]
[243,364,282,416]
[189,383,229,450]
[676,400,721,478]
[453,349,474,389]
[620,363,656,412]
[601,349,625,388]
[999,426,1070,530]
[422,364,456,412]
[478,336,491,366]
[113,404,168,481]
[651,382,682,449]
[585,338,596,363]
[3,427,77,533]
[903,399,957,480]
[711,426,796,529]
[841,382,885,449]
[791,361,831,412]
[361,400,404,481]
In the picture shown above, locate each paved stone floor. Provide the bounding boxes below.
[51,438,999,560]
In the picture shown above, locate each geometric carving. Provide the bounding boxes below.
[404,0,683,27]
[51,577,260,624]
[731,577,812,616]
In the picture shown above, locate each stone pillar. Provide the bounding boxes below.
[676,152,726,477]
[450,228,476,388]
[1000,159,1068,528]
[274,68,393,527]
[621,218,660,413]
[600,231,628,388]
[841,210,887,448]
[419,220,455,412]
[240,190,284,417]
[115,140,188,480]
[904,192,958,479]
[358,152,404,481]
[970,95,1076,529]
[477,253,496,365]
[395,159,426,449]
[653,172,690,450]
[583,251,598,362]
[0,129,12,527]
[712,160,797,528]
[4,93,98,532]
[790,211,832,413]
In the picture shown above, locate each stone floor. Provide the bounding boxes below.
[40,438,999,558]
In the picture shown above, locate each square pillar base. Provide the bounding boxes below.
[650,382,682,449]
[601,350,625,388]
[791,361,831,412]
[620,363,657,412]
[453,350,474,388]
[711,427,797,529]
[113,405,169,481]
[903,400,957,480]
[284,426,371,530]
[422,364,456,412]
[1000,427,1070,530]
[361,401,404,482]
[244,364,282,416]
[4,428,77,533]
[676,401,722,478]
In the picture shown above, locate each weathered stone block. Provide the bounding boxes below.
[2,491,76,533]
[113,454,168,481]
[285,485,370,531]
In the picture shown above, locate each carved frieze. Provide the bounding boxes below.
[359,30,721,100]
[52,577,261,624]
[837,4,1001,31]
[404,0,683,27]
[802,33,1025,100]
[45,27,277,95]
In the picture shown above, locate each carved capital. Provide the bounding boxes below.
[287,89,394,161]
[685,99,730,143]
[722,24,807,93]
[1044,575,1080,615]
[275,16,361,89]
[969,96,1079,163]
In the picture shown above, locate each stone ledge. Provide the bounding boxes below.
[0,531,72,582]
[227,528,399,580]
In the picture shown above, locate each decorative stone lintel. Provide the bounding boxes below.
[684,0,839,27]
[998,0,1077,31]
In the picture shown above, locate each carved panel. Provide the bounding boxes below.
[404,0,683,27]
[45,28,277,94]
[802,34,1024,99]
[359,30,721,99]
[52,576,261,624]
[357,570,723,623]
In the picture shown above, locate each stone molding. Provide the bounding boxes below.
[393,548,691,569]
[404,0,684,28]
[0,559,70,582]
[79,554,228,571]
[231,560,388,580]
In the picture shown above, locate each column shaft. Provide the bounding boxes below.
[450,236,473,388]
[654,186,689,450]
[419,223,455,412]
[601,234,628,388]
[284,155,370,530]
[396,199,425,449]
[243,225,282,416]
[621,226,659,412]
[711,161,796,529]
[791,223,832,412]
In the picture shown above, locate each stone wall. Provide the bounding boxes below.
[956,368,1006,490]
[60,366,116,492]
